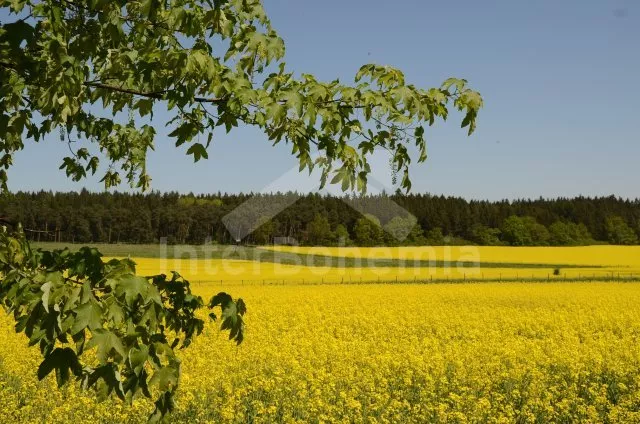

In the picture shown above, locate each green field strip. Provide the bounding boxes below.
[32,242,607,270]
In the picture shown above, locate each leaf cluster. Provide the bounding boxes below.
[0,225,245,422]
[0,0,482,192]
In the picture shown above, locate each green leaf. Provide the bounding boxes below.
[86,364,126,401]
[283,91,304,117]
[106,298,125,324]
[37,347,82,387]
[208,292,246,345]
[135,99,154,118]
[71,300,103,333]
[115,275,153,306]
[149,366,179,392]
[129,345,149,376]
[40,281,52,313]
[186,143,209,162]
[86,329,126,363]
[149,391,176,424]
[1,20,35,51]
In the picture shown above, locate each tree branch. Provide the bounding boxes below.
[0,62,227,104]
[84,82,227,104]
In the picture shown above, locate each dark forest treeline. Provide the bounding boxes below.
[2,190,640,246]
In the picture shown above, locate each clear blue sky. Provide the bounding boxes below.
[5,0,640,200]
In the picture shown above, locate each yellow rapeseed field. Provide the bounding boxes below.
[131,257,562,283]
[2,282,640,423]
[128,257,619,283]
[121,243,640,284]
